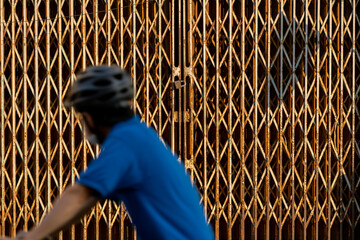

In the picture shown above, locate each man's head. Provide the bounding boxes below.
[64,65,134,145]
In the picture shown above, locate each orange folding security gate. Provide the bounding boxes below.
[0,0,359,239]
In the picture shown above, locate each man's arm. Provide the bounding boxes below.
[19,183,97,240]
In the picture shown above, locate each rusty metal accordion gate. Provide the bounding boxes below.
[0,0,359,239]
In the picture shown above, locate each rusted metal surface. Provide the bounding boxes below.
[0,0,359,239]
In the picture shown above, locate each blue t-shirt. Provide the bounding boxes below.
[77,116,214,240]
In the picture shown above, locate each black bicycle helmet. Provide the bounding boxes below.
[64,65,133,111]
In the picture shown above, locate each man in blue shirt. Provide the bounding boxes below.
[1,66,214,240]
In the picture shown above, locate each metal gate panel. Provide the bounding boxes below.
[1,1,360,240]
[185,0,360,239]
[0,1,174,239]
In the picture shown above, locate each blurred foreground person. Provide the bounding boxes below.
[0,66,214,240]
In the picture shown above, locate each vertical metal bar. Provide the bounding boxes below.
[132,0,137,113]
[107,0,111,66]
[95,0,99,67]
[57,0,64,237]
[254,1,259,238]
[171,0,175,153]
[82,1,87,69]
[22,0,28,232]
[304,0,309,239]
[328,1,333,238]
[146,0,149,125]
[351,0,356,238]
[215,0,219,238]
[266,0,271,238]
[279,0,284,238]
[315,0,320,238]
[11,0,16,236]
[120,0,123,69]
[202,0,208,220]
[189,0,195,181]
[158,0,163,140]
[182,0,187,171]
[46,0,51,227]
[69,0,76,239]
[291,1,296,239]
[339,0,345,238]
[177,0,182,160]
[0,0,4,235]
[34,0,40,228]
[240,0,245,238]
[228,0,233,238]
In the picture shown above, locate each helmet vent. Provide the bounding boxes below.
[77,76,92,83]
[80,90,97,97]
[94,79,112,86]
[120,88,128,94]
[114,73,124,80]
[98,92,116,101]
[92,68,105,73]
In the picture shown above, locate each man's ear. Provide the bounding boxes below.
[82,112,95,129]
